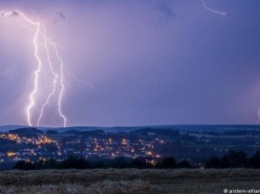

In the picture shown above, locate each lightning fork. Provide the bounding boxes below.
[2,10,68,127]
[36,27,59,127]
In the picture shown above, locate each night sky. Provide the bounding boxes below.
[1,0,260,127]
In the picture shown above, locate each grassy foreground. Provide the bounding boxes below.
[0,169,259,194]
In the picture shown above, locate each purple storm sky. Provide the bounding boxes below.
[0,0,260,127]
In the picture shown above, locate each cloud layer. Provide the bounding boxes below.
[1,0,260,126]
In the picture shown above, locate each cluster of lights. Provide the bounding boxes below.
[0,133,56,145]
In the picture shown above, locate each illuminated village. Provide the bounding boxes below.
[0,128,166,167]
[0,126,260,169]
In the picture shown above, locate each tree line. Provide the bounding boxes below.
[206,150,260,168]
[13,150,260,170]
[13,156,189,170]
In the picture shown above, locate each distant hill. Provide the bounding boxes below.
[9,127,44,134]
[222,130,260,136]
[130,128,179,136]
[0,125,53,132]
[56,126,100,132]
[173,125,260,132]
[63,129,105,136]
[46,130,59,135]
[2,124,260,134]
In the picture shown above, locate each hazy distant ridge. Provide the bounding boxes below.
[2,124,260,133]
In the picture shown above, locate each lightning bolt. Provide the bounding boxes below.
[37,27,59,127]
[1,10,68,127]
[200,0,227,16]
[52,41,67,127]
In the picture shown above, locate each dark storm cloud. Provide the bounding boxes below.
[58,12,66,20]
[53,11,66,24]
[157,3,177,18]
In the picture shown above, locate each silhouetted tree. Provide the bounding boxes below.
[221,150,248,168]
[91,160,106,168]
[34,160,44,169]
[61,156,90,169]
[13,161,36,170]
[130,158,149,169]
[249,151,260,169]
[113,157,129,168]
[45,158,59,169]
[206,157,222,168]
[177,160,191,168]
[161,157,176,169]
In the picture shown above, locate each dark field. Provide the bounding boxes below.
[0,169,259,193]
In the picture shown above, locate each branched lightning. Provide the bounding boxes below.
[37,27,59,127]
[200,0,227,16]
[67,72,99,93]
[52,41,67,127]
[1,10,67,127]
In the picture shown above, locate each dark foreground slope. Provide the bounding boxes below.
[0,169,259,194]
